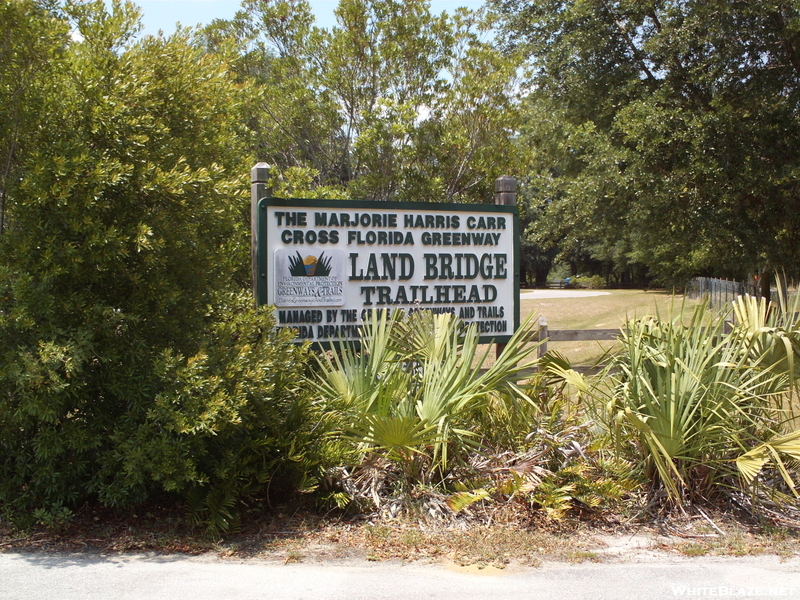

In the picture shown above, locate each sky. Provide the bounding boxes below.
[130,0,487,37]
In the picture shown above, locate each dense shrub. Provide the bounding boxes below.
[312,310,542,500]
[0,2,322,535]
[572,275,606,289]
[557,296,800,509]
[98,297,322,536]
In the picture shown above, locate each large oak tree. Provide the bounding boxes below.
[492,0,800,286]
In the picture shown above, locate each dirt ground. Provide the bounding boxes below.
[2,498,798,567]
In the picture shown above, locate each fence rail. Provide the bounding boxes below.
[520,316,618,374]
[532,317,617,359]
[525,315,734,375]
[517,279,769,374]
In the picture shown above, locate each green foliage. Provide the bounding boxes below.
[729,292,800,496]
[444,382,636,521]
[0,1,323,536]
[0,0,69,234]
[572,275,605,290]
[446,488,492,513]
[531,461,631,519]
[517,379,636,518]
[32,505,74,535]
[493,0,800,285]
[198,0,523,203]
[314,309,636,521]
[554,298,800,507]
[737,430,800,498]
[313,309,541,486]
[99,297,322,537]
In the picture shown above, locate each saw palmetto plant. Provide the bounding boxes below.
[311,309,541,489]
[551,295,800,509]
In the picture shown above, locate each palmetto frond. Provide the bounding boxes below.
[311,308,542,479]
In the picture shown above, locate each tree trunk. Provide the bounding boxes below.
[760,269,771,304]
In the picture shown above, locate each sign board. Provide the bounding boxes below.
[255,197,519,344]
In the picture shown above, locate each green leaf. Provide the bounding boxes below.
[446,488,492,512]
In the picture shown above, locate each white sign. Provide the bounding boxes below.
[257,198,519,344]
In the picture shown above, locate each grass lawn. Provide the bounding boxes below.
[514,289,701,366]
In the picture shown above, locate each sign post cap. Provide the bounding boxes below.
[251,163,271,184]
[495,175,517,193]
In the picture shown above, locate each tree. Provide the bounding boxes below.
[0,1,321,530]
[491,0,800,286]
[0,0,68,234]
[198,0,523,204]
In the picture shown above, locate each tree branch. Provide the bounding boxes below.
[599,0,657,83]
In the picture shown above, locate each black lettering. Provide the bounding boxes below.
[454,254,464,279]
[349,253,363,280]
[377,286,392,305]
[496,254,508,279]
[365,254,380,279]
[465,254,479,279]
[381,254,396,280]
[480,254,493,279]
[394,286,408,304]
[440,254,454,279]
[424,254,438,279]
[361,286,376,305]
[399,253,414,279]
[283,212,306,226]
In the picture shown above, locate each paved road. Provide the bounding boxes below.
[2,552,799,600]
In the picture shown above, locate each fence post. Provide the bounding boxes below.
[723,317,734,335]
[251,163,271,305]
[537,316,549,360]
[495,175,517,359]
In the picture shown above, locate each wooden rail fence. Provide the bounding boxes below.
[524,316,736,374]
[533,316,618,360]
[531,316,618,374]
